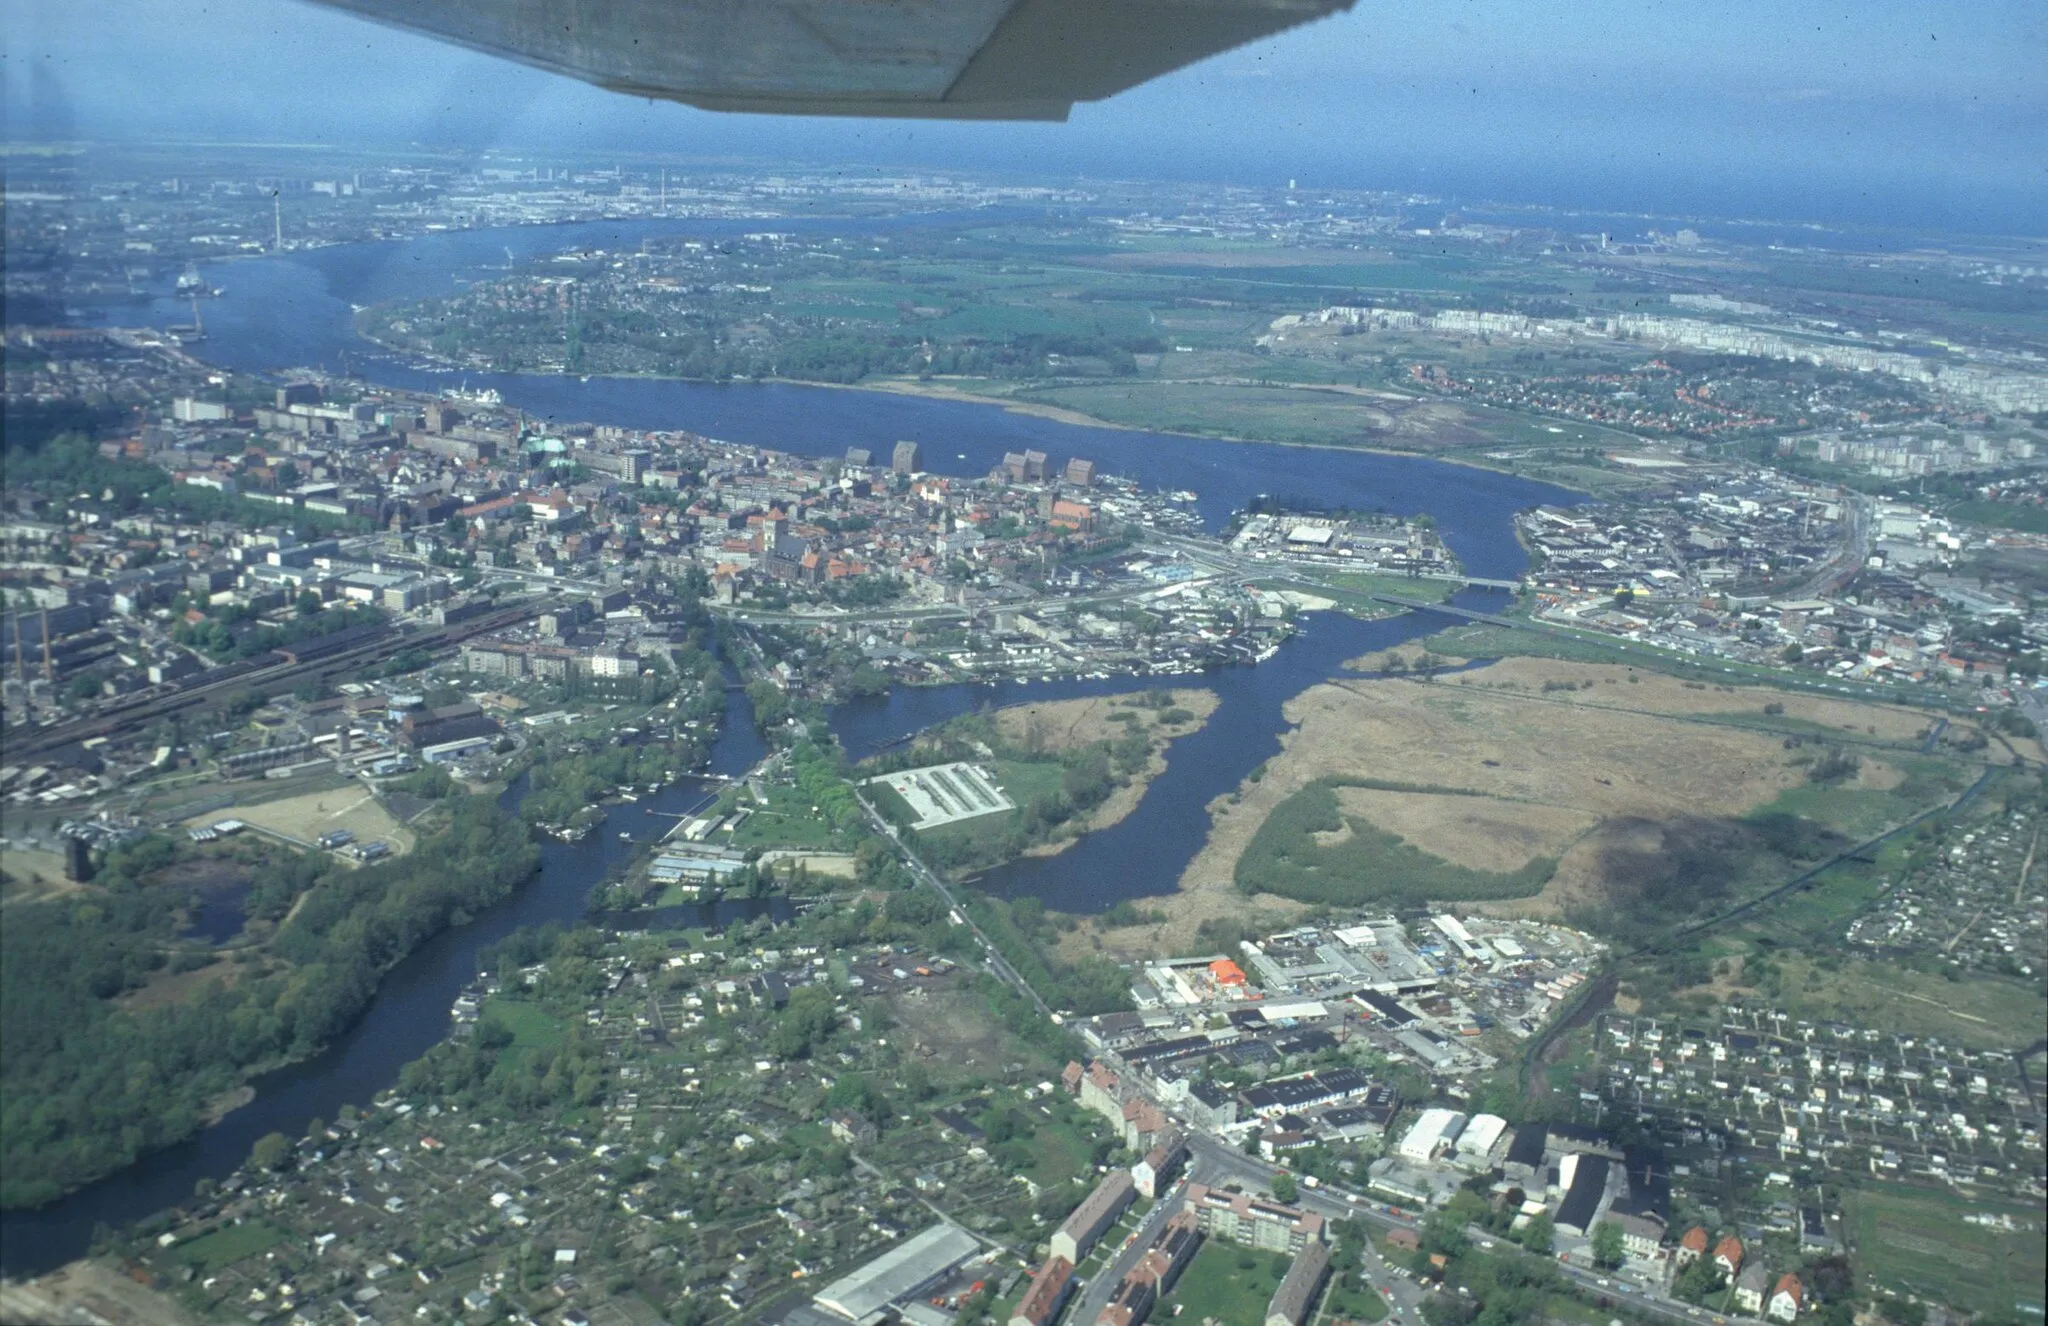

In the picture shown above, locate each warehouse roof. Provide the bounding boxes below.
[813,1222,980,1321]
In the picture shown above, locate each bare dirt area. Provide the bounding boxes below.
[879,982,1044,1081]
[1334,787,1598,874]
[187,787,413,856]
[0,842,86,904]
[0,1258,201,1326]
[1063,890,1310,967]
[757,849,857,878]
[1174,657,1932,924]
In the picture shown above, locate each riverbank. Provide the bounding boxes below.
[714,372,1596,492]
[346,318,1595,495]
[1143,656,1966,939]
[991,689,1221,857]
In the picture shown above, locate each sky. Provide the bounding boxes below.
[5,0,2044,233]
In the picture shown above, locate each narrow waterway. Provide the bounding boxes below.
[0,687,776,1276]
[8,215,1582,1275]
[829,595,1495,911]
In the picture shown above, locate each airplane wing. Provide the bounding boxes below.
[305,0,1355,120]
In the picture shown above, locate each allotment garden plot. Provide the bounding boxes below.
[864,762,1015,830]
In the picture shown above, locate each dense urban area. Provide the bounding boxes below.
[1,146,2044,1326]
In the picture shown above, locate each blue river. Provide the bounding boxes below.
[0,215,1579,1275]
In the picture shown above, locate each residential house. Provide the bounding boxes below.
[1767,1273,1802,1322]
[1264,1242,1331,1326]
[1010,1257,1073,1326]
[1734,1261,1770,1315]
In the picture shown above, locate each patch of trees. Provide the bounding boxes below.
[519,736,703,827]
[790,741,868,837]
[0,798,538,1208]
[5,433,362,536]
[1805,745,1862,784]
[1235,779,1555,908]
[1572,810,1846,945]
[965,894,1134,1018]
[823,574,906,608]
[172,603,385,663]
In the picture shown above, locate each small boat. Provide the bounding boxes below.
[619,832,633,840]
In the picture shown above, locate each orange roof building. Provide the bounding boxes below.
[1009,1256,1073,1326]
[1209,958,1248,987]
[1767,1273,1803,1322]
[1712,1234,1744,1275]
[1678,1226,1709,1260]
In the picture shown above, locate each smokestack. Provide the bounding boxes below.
[41,609,53,682]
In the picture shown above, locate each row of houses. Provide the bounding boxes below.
[1676,1229,1803,1322]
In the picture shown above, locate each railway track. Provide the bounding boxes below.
[6,602,548,762]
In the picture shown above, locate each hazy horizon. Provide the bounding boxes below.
[5,0,2044,236]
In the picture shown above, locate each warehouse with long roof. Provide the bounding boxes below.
[813,1222,981,1322]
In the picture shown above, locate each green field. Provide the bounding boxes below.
[1019,381,1407,448]
[1845,1184,2047,1317]
[174,1219,286,1274]
[1161,1240,1295,1325]
[729,782,854,851]
[1948,500,2048,534]
[1322,1274,1391,1322]
[989,758,1067,807]
[482,998,567,1051]
[1024,1115,1094,1189]
[1142,260,1484,294]
[1762,956,2044,1050]
[1236,778,1555,907]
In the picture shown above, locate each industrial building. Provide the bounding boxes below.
[1396,1108,1468,1163]
[811,1222,981,1322]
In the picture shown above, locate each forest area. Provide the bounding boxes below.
[0,798,538,1208]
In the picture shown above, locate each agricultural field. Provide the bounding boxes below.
[1844,1184,2047,1318]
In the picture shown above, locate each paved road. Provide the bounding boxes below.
[851,791,1055,1022]
[1180,1135,1717,1325]
[1065,1181,1193,1325]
